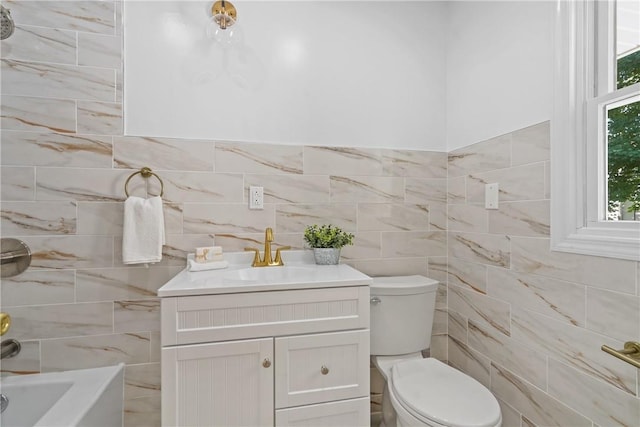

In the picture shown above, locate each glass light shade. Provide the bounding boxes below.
[206,18,243,48]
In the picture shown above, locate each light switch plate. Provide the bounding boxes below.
[249,186,264,210]
[485,183,499,209]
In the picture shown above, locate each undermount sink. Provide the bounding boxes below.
[0,364,124,427]
[222,266,318,283]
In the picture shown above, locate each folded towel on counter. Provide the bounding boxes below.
[187,254,229,272]
[122,196,165,265]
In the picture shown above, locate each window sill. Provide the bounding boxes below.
[551,226,640,261]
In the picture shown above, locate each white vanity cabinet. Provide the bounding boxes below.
[160,283,371,427]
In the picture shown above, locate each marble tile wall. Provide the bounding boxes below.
[0,2,447,425]
[2,2,638,427]
[448,121,640,427]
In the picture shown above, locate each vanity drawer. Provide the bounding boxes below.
[162,286,369,346]
[275,329,370,409]
[275,397,370,427]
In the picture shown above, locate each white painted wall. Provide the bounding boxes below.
[124,1,448,150]
[445,1,555,151]
[125,1,555,152]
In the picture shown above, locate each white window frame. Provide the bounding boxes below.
[551,0,640,261]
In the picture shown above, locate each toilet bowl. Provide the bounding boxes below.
[370,276,502,427]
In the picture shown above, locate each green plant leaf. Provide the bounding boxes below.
[303,224,354,248]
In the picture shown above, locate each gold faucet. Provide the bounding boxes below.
[245,228,291,267]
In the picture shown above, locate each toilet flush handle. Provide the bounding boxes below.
[370,296,381,305]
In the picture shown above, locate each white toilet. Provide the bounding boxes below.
[371,275,502,427]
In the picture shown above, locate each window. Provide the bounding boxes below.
[552,0,640,261]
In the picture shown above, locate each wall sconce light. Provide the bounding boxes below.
[207,0,241,47]
[211,1,236,30]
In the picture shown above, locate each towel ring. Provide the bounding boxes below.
[124,167,164,197]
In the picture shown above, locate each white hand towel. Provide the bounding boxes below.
[122,196,165,265]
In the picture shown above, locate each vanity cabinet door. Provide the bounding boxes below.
[275,330,370,409]
[162,338,273,427]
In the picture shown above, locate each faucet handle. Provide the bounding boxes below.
[273,246,291,266]
[244,247,261,267]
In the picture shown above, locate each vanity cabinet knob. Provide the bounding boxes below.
[321,365,329,375]
[262,358,271,368]
[370,296,381,305]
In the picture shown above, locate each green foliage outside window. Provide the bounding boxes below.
[607,49,640,217]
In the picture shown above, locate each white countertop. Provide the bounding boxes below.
[157,250,372,297]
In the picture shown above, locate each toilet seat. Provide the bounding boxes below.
[390,358,501,427]
[372,353,423,381]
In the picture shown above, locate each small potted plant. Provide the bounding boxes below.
[303,224,355,265]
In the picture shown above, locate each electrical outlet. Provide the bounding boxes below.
[485,183,499,209]
[249,186,264,210]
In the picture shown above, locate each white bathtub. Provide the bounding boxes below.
[0,364,124,427]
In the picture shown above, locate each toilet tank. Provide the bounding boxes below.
[370,275,439,356]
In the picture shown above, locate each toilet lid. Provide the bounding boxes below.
[391,358,501,427]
